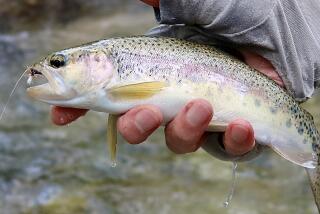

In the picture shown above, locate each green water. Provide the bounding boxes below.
[0,2,318,213]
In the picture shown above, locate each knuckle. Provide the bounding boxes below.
[165,127,202,154]
[166,140,198,154]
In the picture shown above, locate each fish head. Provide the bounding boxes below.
[26,47,115,107]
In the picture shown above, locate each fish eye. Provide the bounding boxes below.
[49,54,66,68]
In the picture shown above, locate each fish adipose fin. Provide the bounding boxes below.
[108,81,167,100]
[107,114,119,167]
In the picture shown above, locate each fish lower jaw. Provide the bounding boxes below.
[27,83,77,103]
[27,83,58,100]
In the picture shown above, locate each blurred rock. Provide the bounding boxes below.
[0,0,145,33]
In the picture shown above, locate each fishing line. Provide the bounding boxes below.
[0,69,29,122]
[223,162,238,208]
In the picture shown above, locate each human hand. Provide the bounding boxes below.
[116,99,255,155]
[51,51,284,156]
[51,101,253,156]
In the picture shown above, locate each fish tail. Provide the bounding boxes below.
[301,94,320,211]
[306,127,320,211]
[306,130,320,213]
[307,168,320,211]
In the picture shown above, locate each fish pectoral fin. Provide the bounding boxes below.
[107,81,167,100]
[269,140,317,169]
[206,120,228,132]
[107,114,119,167]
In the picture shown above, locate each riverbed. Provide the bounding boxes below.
[0,1,318,213]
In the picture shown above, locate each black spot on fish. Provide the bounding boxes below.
[270,107,278,114]
[312,143,318,152]
[313,136,317,142]
[298,126,304,135]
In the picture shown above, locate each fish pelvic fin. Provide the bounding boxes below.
[107,81,167,100]
[107,114,119,167]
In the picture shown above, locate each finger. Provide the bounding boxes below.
[223,119,255,156]
[139,0,159,7]
[165,99,213,154]
[117,105,163,144]
[51,106,88,126]
[240,50,285,87]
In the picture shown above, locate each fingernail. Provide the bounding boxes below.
[135,109,160,134]
[186,102,211,127]
[231,124,249,144]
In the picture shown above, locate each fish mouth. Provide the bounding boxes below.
[26,66,76,102]
[29,68,43,76]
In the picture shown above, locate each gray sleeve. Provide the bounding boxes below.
[148,0,320,101]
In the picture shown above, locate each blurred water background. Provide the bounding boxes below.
[0,0,319,213]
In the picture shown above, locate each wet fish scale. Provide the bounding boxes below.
[26,36,320,210]
[108,37,319,150]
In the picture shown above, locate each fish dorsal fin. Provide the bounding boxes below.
[107,81,167,100]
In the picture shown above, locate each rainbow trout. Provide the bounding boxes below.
[26,36,320,210]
